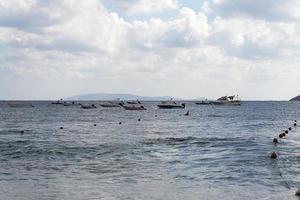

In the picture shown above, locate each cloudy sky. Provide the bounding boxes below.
[0,0,299,100]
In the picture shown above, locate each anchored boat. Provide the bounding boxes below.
[81,104,97,109]
[211,95,241,106]
[121,104,146,110]
[157,99,185,109]
[99,101,122,108]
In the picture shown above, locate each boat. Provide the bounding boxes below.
[126,100,141,104]
[211,95,241,106]
[81,104,97,109]
[51,99,64,105]
[99,101,122,108]
[63,101,78,106]
[157,99,185,109]
[121,104,146,110]
[195,99,211,105]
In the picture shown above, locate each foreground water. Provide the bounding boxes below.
[0,101,300,200]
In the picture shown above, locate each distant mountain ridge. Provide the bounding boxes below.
[290,95,300,101]
[66,93,178,101]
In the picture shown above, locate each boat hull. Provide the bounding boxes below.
[99,104,120,108]
[122,105,146,110]
[157,105,185,109]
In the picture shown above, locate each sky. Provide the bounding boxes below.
[0,0,300,100]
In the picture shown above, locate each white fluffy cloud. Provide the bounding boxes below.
[202,0,300,21]
[110,0,179,15]
[0,0,300,100]
[128,8,209,49]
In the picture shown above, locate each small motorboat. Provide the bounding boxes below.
[81,104,97,109]
[195,99,211,105]
[51,99,64,105]
[210,95,241,106]
[126,100,141,104]
[99,101,122,108]
[121,104,146,110]
[63,101,78,106]
[157,99,185,109]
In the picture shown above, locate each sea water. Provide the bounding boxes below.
[0,101,300,200]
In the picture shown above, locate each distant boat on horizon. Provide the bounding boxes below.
[157,99,186,109]
[120,102,146,110]
[196,95,241,106]
[99,101,122,108]
[81,104,97,109]
[51,99,64,105]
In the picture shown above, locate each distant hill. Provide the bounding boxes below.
[290,95,300,101]
[65,93,176,101]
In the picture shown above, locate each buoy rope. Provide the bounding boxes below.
[275,159,291,190]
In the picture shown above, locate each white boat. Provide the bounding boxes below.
[63,101,78,106]
[126,100,141,104]
[195,99,211,105]
[211,95,241,106]
[121,104,146,110]
[51,99,64,105]
[99,101,122,108]
[81,104,97,109]
[157,99,185,109]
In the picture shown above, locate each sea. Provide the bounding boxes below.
[0,101,299,200]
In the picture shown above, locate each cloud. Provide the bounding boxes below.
[209,17,299,60]
[110,0,179,15]
[128,8,209,50]
[0,0,300,100]
[0,0,71,32]
[202,0,300,21]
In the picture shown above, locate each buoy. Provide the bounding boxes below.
[282,133,286,137]
[273,138,278,144]
[270,152,277,159]
[94,124,97,126]
[155,115,157,117]
[60,127,64,130]
[285,130,288,134]
[138,118,141,121]
[185,111,189,116]
[294,123,297,127]
[279,134,283,138]
[119,122,122,125]
[295,188,300,196]
[288,127,292,131]
[20,130,24,134]
[295,120,298,123]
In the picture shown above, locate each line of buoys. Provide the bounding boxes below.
[270,120,299,194]
[271,120,297,156]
